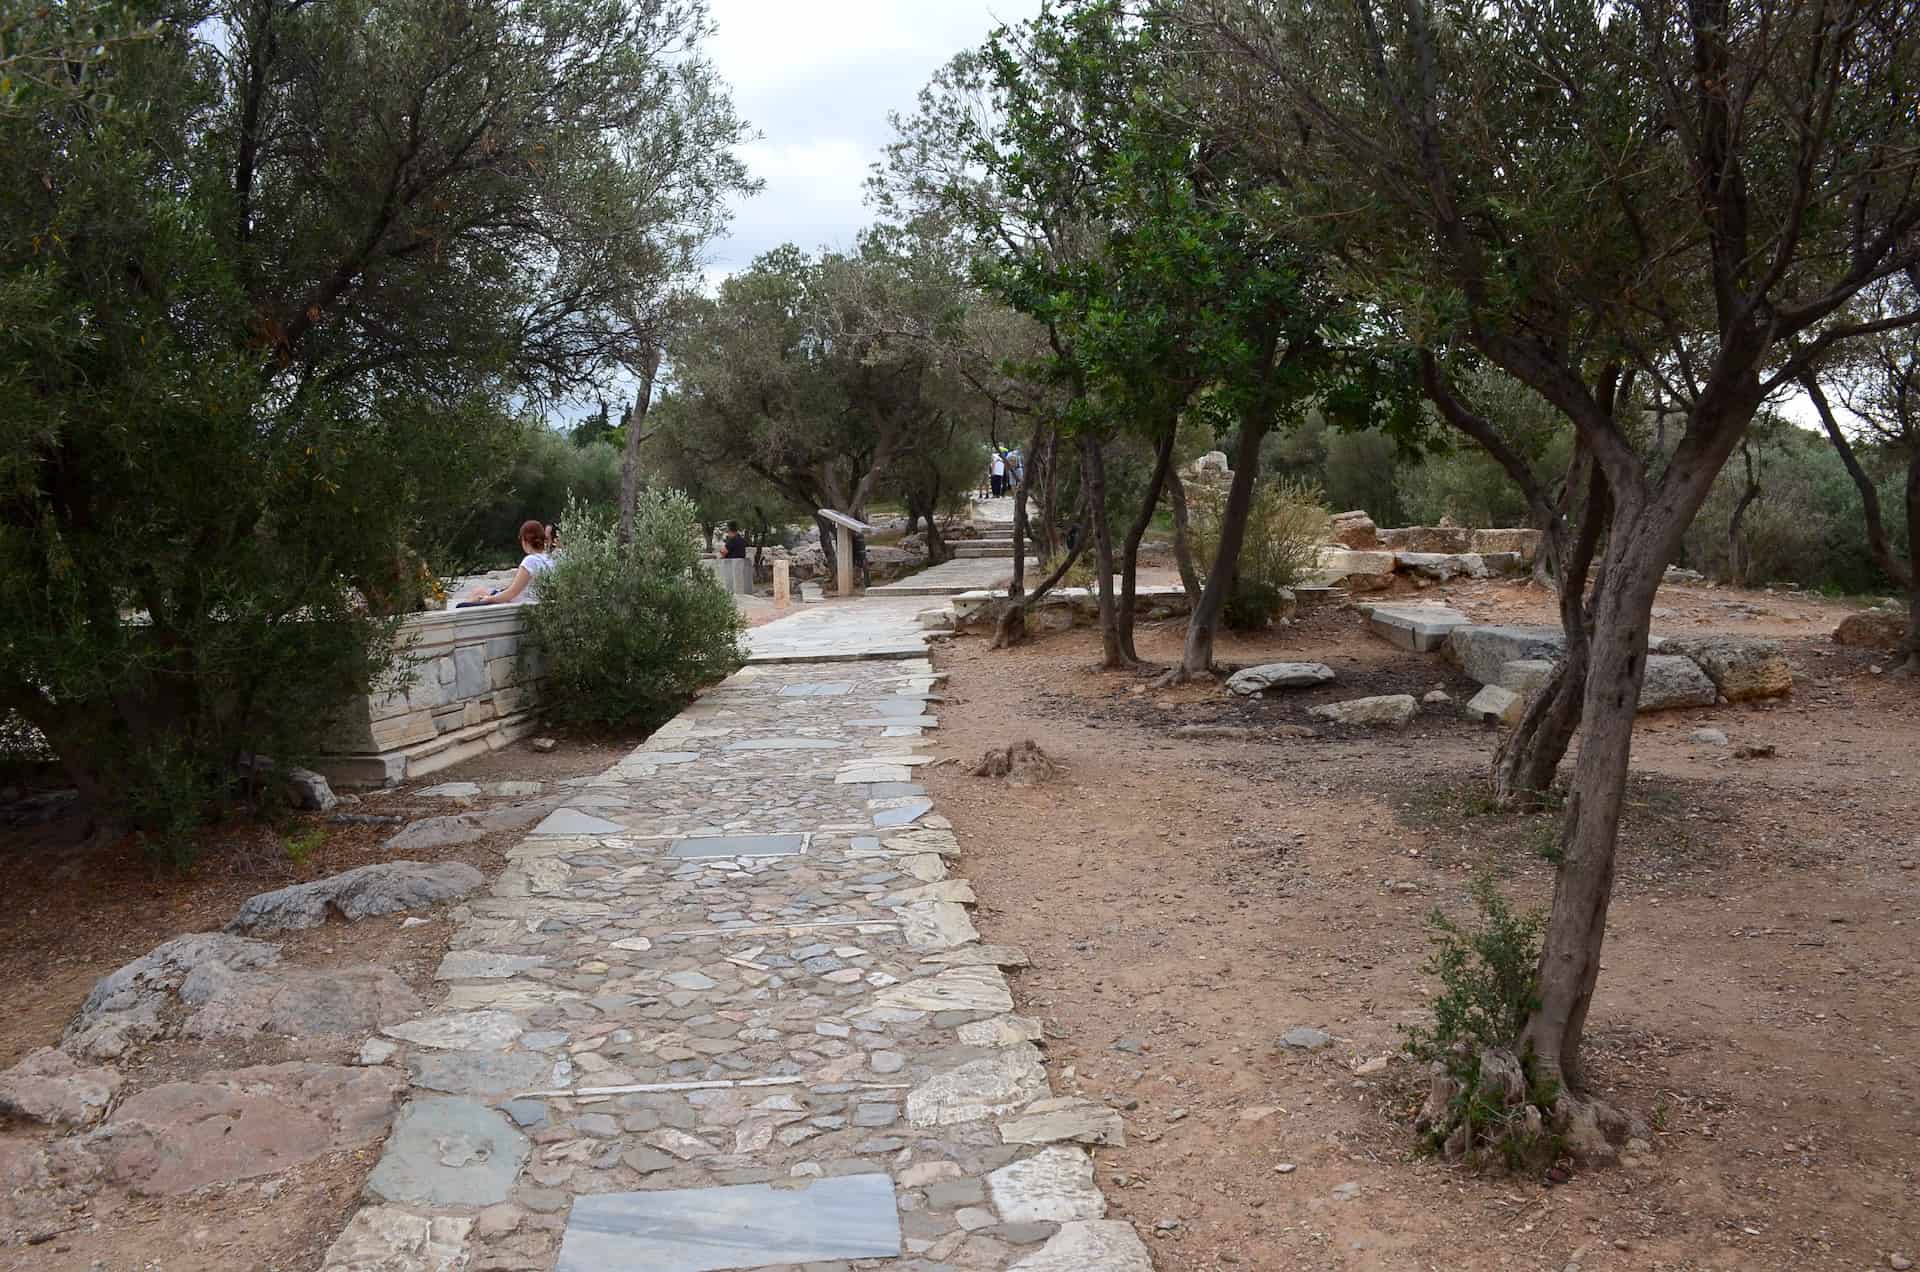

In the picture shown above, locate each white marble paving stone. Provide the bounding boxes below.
[987,1146,1107,1223]
[1008,1220,1154,1271]
[530,808,628,836]
[381,1010,524,1052]
[434,951,549,981]
[905,1043,1048,1127]
[867,965,1013,1015]
[556,1174,902,1272]
[898,900,981,950]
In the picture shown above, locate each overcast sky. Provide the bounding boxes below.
[701,0,1036,278]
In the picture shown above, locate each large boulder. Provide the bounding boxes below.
[1328,510,1379,549]
[1226,662,1336,696]
[65,933,281,1060]
[0,1048,123,1127]
[1444,625,1565,686]
[1308,694,1419,727]
[1638,655,1719,710]
[1834,607,1908,650]
[1660,636,1792,701]
[228,861,486,934]
[75,1062,406,1196]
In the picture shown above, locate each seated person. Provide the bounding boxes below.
[721,521,748,559]
[459,521,555,606]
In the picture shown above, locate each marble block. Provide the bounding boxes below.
[556,1173,902,1272]
[531,808,627,836]
[670,833,807,858]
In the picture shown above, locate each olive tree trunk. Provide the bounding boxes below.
[1163,464,1204,599]
[1116,426,1178,664]
[1081,436,1127,668]
[1167,410,1269,681]
[617,347,662,546]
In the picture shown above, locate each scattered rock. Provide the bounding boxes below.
[227,861,486,933]
[1638,655,1719,710]
[1397,551,1489,582]
[1661,635,1792,701]
[417,781,482,800]
[1889,1253,1912,1271]
[1690,727,1729,746]
[530,737,558,753]
[1330,1181,1362,1202]
[1328,510,1378,549]
[1307,695,1418,728]
[285,767,339,812]
[1464,684,1525,726]
[1421,690,1453,706]
[79,1063,406,1195]
[383,814,488,852]
[0,1048,123,1127]
[1226,662,1336,696]
[998,1097,1127,1147]
[1280,1027,1331,1050]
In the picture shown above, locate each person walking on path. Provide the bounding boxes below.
[989,450,1007,497]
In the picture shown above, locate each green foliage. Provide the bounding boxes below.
[1404,870,1547,1063]
[1,0,749,833]
[282,826,326,867]
[1189,475,1330,604]
[524,492,745,730]
[453,426,624,567]
[1220,579,1288,631]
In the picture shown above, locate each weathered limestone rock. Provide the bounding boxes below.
[1328,510,1379,549]
[285,767,339,812]
[320,1207,474,1272]
[80,1063,406,1195]
[1468,528,1542,561]
[1444,625,1565,685]
[0,1048,123,1127]
[1498,658,1557,695]
[384,814,489,851]
[228,861,486,933]
[65,932,282,1060]
[1661,635,1792,701]
[1365,603,1473,652]
[1226,662,1336,696]
[1397,552,1488,582]
[987,1147,1106,1223]
[906,1044,1048,1127]
[180,963,423,1042]
[1317,547,1398,592]
[1638,655,1719,710]
[1009,1220,1154,1271]
[1464,684,1525,726]
[998,1096,1126,1147]
[1380,525,1472,553]
[1834,607,1907,649]
[1308,694,1419,727]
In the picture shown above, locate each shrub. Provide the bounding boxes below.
[525,491,746,730]
[1190,475,1330,597]
[1221,578,1289,630]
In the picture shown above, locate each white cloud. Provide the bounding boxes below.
[701,0,1039,276]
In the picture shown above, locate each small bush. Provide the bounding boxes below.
[1221,578,1288,630]
[1190,476,1330,596]
[525,490,746,730]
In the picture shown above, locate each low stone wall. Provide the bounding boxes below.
[317,607,543,787]
[947,585,1191,634]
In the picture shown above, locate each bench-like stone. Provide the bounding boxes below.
[1366,604,1474,652]
[1444,625,1565,684]
[1657,635,1791,701]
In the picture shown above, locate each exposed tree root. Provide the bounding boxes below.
[968,740,1060,787]
[1413,1044,1645,1172]
[1151,664,1219,690]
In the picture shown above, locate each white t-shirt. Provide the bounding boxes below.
[519,552,554,602]
[990,455,1006,476]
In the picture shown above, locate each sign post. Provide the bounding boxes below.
[815,509,875,599]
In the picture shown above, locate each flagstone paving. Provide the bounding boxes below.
[323,606,1149,1271]
[866,558,1036,599]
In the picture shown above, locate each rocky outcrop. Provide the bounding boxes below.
[227,861,486,934]
[65,932,282,1060]
[1308,694,1419,727]
[0,1048,123,1127]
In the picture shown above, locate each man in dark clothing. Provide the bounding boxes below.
[722,522,748,559]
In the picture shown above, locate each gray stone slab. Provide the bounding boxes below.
[556,1173,902,1272]
[669,833,808,858]
[531,808,628,836]
[724,738,847,751]
[1366,603,1475,653]
[873,798,933,828]
[779,682,853,696]
[407,1050,553,1097]
[1444,624,1565,684]
[367,1097,529,1207]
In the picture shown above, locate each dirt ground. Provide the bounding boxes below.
[926,577,1918,1272]
[0,730,646,1271]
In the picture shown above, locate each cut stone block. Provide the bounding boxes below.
[1498,658,1557,695]
[1658,635,1792,701]
[1308,694,1419,727]
[1638,654,1718,710]
[531,808,627,836]
[1367,604,1473,652]
[1444,625,1565,685]
[669,833,807,858]
[556,1174,901,1272]
[987,1146,1106,1223]
[1465,684,1525,725]
[1396,552,1488,581]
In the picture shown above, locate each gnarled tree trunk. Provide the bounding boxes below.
[1082,436,1126,668]
[1164,464,1203,599]
[1116,425,1178,663]
[1167,404,1270,682]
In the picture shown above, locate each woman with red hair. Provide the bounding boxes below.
[460,520,555,606]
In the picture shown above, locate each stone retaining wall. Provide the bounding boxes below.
[318,607,543,787]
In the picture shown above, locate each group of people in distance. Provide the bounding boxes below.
[987,446,1024,498]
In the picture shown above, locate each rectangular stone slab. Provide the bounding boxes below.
[556,1173,902,1272]
[669,833,807,859]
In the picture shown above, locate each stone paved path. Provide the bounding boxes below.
[867,558,1037,599]
[323,604,1151,1271]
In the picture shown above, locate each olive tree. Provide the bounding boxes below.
[1187,0,1920,1148]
